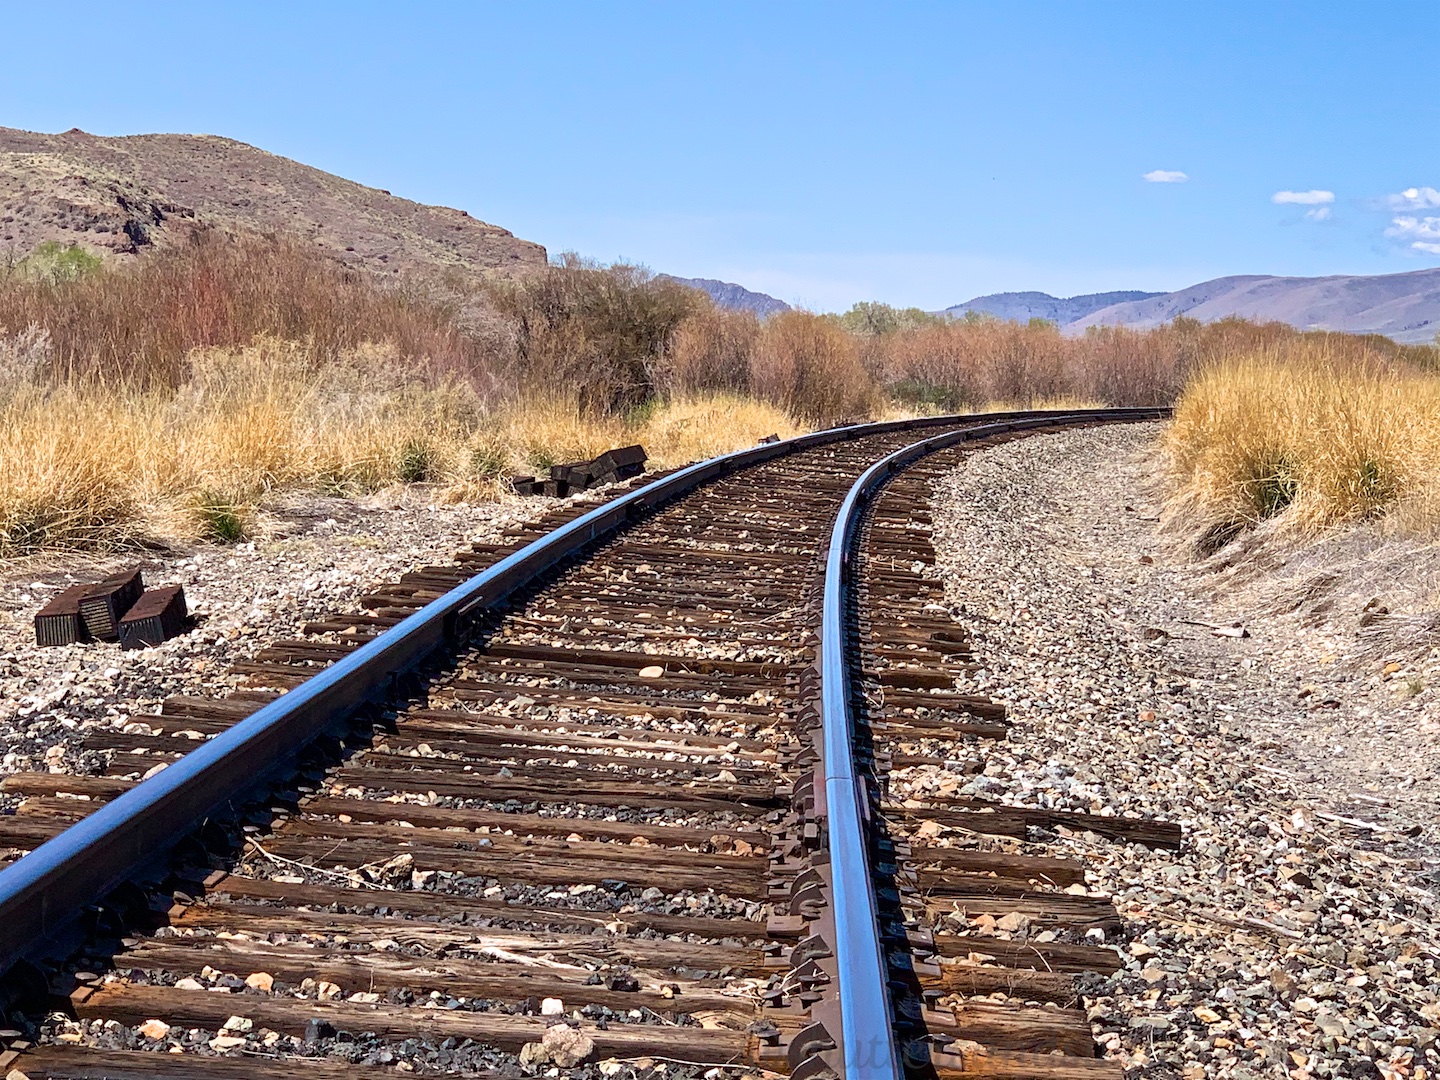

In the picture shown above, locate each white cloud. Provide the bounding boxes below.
[1304,207,1331,221]
[1272,189,1335,205]
[1385,214,1440,253]
[1142,169,1188,183]
[1386,186,1440,211]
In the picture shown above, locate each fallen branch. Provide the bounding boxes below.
[1177,619,1250,638]
[1151,905,1304,941]
[245,838,384,891]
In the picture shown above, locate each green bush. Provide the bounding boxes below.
[16,241,103,284]
[839,301,942,336]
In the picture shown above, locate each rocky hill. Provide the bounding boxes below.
[661,275,790,316]
[0,126,545,279]
[943,289,1162,325]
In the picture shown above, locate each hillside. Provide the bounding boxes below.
[1068,268,1440,343]
[943,289,1162,325]
[660,275,790,316]
[0,126,545,279]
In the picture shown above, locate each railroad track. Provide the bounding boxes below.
[0,408,1176,1079]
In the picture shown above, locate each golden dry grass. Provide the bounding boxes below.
[0,339,808,556]
[637,394,800,465]
[1164,344,1440,538]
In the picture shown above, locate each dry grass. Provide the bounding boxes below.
[637,394,800,465]
[0,339,484,554]
[0,336,804,556]
[1163,343,1440,542]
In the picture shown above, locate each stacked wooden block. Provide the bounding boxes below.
[34,567,188,649]
[510,444,647,497]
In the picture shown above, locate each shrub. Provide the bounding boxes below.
[0,229,487,385]
[482,254,700,414]
[751,311,878,424]
[15,241,103,284]
[664,305,759,397]
[838,301,942,337]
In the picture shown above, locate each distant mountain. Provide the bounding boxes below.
[0,126,545,279]
[943,290,1163,325]
[662,275,790,316]
[1068,269,1440,344]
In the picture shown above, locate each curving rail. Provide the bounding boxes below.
[816,410,1168,1078]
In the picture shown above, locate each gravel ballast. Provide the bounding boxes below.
[926,423,1439,1080]
[0,490,536,798]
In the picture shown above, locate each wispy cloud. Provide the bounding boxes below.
[1385,215,1440,254]
[1272,189,1335,205]
[1142,169,1188,183]
[1386,186,1440,211]
[1304,207,1332,222]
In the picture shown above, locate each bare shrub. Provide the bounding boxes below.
[0,229,488,385]
[664,305,759,396]
[751,311,878,424]
[482,254,700,414]
[856,309,1439,410]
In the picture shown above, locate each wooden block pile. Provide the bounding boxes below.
[34,567,189,649]
[510,444,647,498]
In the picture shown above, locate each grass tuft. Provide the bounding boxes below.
[398,439,435,484]
[468,442,508,480]
[1242,450,1300,519]
[1165,343,1440,538]
[191,490,252,544]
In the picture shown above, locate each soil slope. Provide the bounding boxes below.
[0,126,545,279]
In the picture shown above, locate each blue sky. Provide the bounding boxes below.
[3,2,1437,310]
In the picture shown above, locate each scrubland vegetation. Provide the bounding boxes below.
[1,229,1436,556]
[1164,344,1440,546]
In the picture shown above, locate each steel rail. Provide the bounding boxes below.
[818,408,1169,1078]
[0,406,1166,982]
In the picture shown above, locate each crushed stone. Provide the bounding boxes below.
[927,423,1439,1079]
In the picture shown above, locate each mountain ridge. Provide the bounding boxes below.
[942,289,1163,325]
[659,275,790,316]
[945,270,1440,344]
[1068,268,1440,343]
